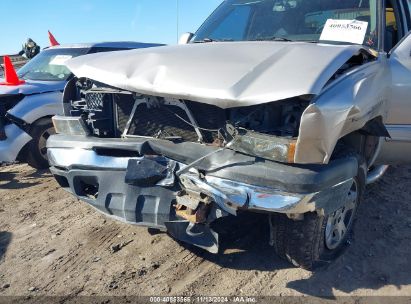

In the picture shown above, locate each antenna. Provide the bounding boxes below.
[176,0,180,43]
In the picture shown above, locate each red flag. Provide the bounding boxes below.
[0,56,25,86]
[48,30,60,46]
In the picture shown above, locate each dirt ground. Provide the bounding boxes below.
[0,163,411,301]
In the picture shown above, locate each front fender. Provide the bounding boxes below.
[294,58,390,164]
[0,124,32,163]
[8,91,63,124]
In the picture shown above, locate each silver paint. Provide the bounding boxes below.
[9,90,64,124]
[0,124,32,163]
[65,41,395,164]
[66,42,371,108]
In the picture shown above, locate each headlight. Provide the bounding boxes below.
[52,115,90,136]
[226,128,296,163]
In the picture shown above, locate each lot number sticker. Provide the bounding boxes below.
[320,19,368,44]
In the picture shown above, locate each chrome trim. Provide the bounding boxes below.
[48,146,354,215]
[385,125,411,143]
[368,137,383,168]
[367,165,389,184]
[48,148,138,170]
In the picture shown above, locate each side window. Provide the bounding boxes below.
[385,0,400,51]
[208,6,251,41]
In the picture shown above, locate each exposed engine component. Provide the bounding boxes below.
[68,79,310,147]
[327,50,377,84]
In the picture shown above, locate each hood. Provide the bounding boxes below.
[66,41,372,108]
[0,79,66,96]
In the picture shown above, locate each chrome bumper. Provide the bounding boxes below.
[48,147,354,215]
[0,124,32,163]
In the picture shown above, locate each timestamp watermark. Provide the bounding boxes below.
[149,296,257,303]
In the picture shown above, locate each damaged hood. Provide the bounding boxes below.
[67,42,370,108]
[0,79,65,96]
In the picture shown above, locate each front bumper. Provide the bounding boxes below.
[47,135,358,252]
[0,124,32,163]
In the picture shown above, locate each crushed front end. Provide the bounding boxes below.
[47,78,359,253]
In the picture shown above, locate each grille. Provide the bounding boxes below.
[115,96,135,132]
[85,93,106,110]
[114,97,227,143]
[128,104,199,142]
[186,101,225,143]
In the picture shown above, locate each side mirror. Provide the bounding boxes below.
[179,32,194,45]
[390,30,411,59]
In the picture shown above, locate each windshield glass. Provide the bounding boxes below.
[193,0,379,48]
[18,48,88,81]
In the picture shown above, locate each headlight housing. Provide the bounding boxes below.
[226,127,297,163]
[52,115,90,136]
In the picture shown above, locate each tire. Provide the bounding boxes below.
[271,155,366,270]
[25,118,55,169]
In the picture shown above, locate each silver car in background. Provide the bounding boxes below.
[0,42,163,168]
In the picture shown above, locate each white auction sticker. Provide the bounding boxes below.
[320,19,368,44]
[50,55,73,66]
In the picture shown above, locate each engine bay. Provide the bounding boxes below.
[67,78,311,147]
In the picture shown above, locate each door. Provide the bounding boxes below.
[376,0,411,164]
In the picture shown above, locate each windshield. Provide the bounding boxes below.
[193,0,379,48]
[17,48,88,81]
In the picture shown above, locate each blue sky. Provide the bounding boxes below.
[1,0,222,55]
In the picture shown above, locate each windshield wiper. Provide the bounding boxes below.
[193,37,234,43]
[253,36,294,42]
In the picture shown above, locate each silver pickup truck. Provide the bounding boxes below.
[48,0,411,269]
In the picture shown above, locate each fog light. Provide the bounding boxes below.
[52,115,90,136]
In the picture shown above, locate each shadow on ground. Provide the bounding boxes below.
[184,166,411,297]
[0,231,12,262]
[0,168,51,190]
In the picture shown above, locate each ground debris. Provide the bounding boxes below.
[44,249,56,257]
[110,240,133,254]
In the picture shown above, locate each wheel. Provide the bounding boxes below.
[25,118,55,169]
[271,155,366,270]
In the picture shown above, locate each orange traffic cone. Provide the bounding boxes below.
[0,56,25,86]
[48,30,60,46]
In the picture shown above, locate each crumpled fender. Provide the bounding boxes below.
[295,57,390,164]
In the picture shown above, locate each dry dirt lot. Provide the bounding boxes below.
[0,163,411,301]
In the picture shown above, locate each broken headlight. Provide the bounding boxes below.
[222,97,311,163]
[224,124,297,163]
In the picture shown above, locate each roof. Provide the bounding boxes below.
[44,41,165,50]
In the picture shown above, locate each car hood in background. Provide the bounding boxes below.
[66,42,372,108]
[0,79,66,96]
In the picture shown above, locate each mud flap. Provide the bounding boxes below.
[164,220,219,254]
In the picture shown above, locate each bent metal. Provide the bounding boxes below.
[47,0,411,269]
